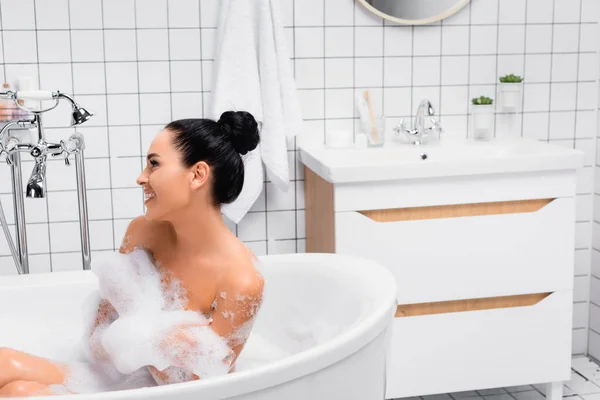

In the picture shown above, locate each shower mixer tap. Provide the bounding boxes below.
[0,90,93,274]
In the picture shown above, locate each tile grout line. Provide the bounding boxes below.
[99,0,117,252]
[32,0,54,272]
[133,0,145,217]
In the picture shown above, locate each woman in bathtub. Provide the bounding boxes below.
[0,111,265,397]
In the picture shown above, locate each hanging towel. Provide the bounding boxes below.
[210,0,304,224]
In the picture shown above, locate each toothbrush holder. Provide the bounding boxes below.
[360,115,385,147]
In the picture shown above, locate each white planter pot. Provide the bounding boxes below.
[471,104,494,141]
[499,82,522,111]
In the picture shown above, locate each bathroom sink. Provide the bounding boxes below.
[298,137,585,183]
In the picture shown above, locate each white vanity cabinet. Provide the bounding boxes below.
[299,138,584,399]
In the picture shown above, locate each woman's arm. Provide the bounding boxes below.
[88,216,147,361]
[210,270,265,370]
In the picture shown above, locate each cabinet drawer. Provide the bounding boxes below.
[385,290,573,398]
[335,197,575,304]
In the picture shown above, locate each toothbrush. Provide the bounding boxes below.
[363,90,379,144]
[355,93,374,144]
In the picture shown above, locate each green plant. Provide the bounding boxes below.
[472,96,494,105]
[499,74,523,83]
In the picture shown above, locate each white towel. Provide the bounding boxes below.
[210,0,303,224]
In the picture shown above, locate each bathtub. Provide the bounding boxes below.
[0,253,397,399]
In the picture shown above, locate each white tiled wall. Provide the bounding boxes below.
[0,0,598,356]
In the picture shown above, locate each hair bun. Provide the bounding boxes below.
[218,111,260,155]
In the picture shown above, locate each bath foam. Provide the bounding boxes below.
[91,249,233,381]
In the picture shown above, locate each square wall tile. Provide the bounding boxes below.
[526,0,553,23]
[441,56,469,86]
[39,63,72,93]
[412,57,440,86]
[87,189,113,220]
[109,126,141,157]
[554,0,581,23]
[295,59,324,89]
[384,57,412,87]
[48,191,79,222]
[550,83,577,111]
[200,0,220,28]
[37,31,71,63]
[470,25,497,55]
[89,221,113,252]
[171,93,204,120]
[168,0,200,28]
[498,0,526,24]
[84,159,111,189]
[412,26,441,57]
[498,25,525,55]
[238,212,267,241]
[49,222,81,253]
[469,56,497,85]
[525,25,552,54]
[3,31,37,63]
[139,93,172,124]
[267,210,296,240]
[355,58,383,87]
[577,82,597,110]
[355,27,383,57]
[324,0,353,26]
[295,0,323,26]
[110,158,142,188]
[384,27,412,56]
[137,30,169,61]
[103,0,135,28]
[27,224,50,254]
[325,89,354,119]
[169,29,201,60]
[136,0,168,28]
[73,63,106,95]
[170,61,203,92]
[138,61,170,93]
[104,30,137,62]
[325,58,353,88]
[71,31,104,62]
[2,0,36,29]
[107,94,140,126]
[441,26,469,56]
[69,0,102,29]
[525,54,551,83]
[471,0,498,24]
[553,25,580,53]
[105,62,138,94]
[112,188,143,219]
[296,27,324,58]
[325,27,353,57]
[551,54,579,83]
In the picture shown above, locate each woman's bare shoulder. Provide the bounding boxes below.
[119,216,173,254]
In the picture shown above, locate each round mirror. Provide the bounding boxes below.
[357,0,471,25]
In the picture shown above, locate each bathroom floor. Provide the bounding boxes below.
[396,357,600,400]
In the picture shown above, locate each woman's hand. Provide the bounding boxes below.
[159,319,223,370]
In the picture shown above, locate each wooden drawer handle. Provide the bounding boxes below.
[360,198,555,222]
[396,292,552,317]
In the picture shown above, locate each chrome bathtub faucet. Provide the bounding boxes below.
[0,90,93,274]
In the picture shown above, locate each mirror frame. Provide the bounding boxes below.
[357,0,472,25]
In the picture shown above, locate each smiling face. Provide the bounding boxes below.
[137,129,210,222]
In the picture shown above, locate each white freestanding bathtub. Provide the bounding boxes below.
[0,253,397,399]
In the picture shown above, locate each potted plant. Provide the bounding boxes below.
[471,96,494,141]
[498,74,523,111]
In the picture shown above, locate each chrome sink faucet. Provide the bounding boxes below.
[393,99,444,145]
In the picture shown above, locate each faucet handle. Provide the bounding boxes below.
[393,118,417,136]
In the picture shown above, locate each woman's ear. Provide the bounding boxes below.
[190,161,210,190]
